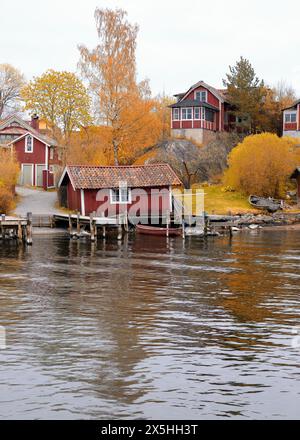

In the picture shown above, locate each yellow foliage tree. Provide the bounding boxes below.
[22,70,91,163]
[224,133,299,198]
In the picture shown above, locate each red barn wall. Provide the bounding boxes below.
[185,86,220,108]
[67,182,81,212]
[82,186,171,217]
[14,137,47,165]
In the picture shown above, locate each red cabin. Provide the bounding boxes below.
[169,80,237,144]
[0,114,60,189]
[282,101,300,138]
[58,164,182,222]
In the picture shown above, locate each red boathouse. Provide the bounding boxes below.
[58,164,182,221]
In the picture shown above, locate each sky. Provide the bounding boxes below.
[1,0,300,96]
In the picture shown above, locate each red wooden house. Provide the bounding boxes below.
[0,114,60,189]
[282,100,300,138]
[169,80,238,144]
[58,164,182,222]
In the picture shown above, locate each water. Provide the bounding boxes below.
[0,229,300,419]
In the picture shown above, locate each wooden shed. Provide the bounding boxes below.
[58,164,182,223]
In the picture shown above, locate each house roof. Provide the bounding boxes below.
[282,100,300,112]
[59,164,182,190]
[0,114,57,146]
[175,80,229,104]
[169,100,219,111]
[291,167,300,178]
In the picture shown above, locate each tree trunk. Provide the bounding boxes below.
[113,139,119,166]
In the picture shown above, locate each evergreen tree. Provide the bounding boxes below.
[223,57,266,133]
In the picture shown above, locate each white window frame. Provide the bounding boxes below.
[194,107,201,120]
[181,108,193,120]
[25,135,34,153]
[195,90,207,102]
[285,111,297,123]
[201,107,206,120]
[173,108,180,121]
[110,187,132,205]
[49,147,54,160]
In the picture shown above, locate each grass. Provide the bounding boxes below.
[192,184,259,215]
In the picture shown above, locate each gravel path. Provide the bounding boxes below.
[15,186,64,216]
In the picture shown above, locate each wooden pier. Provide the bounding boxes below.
[0,213,33,245]
[53,212,129,241]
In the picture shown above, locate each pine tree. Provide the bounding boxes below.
[223,57,266,133]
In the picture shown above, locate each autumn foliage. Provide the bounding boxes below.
[224,133,299,198]
[0,149,20,213]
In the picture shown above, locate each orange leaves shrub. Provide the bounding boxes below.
[224,133,299,198]
[0,187,14,214]
[0,149,19,213]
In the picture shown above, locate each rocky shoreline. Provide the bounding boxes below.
[208,212,300,232]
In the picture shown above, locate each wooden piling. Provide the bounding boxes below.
[1,214,5,239]
[182,220,185,239]
[101,212,106,238]
[68,214,72,234]
[90,213,96,242]
[117,214,123,241]
[26,212,33,245]
[166,210,170,238]
[76,212,80,235]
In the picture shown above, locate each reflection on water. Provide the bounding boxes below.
[0,230,300,419]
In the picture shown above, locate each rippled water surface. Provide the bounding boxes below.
[0,230,300,419]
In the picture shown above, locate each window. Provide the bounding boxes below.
[195,91,207,102]
[201,107,206,120]
[173,108,180,120]
[110,187,131,204]
[194,107,201,120]
[285,112,297,123]
[205,109,214,123]
[25,135,33,153]
[182,108,193,120]
[49,148,54,160]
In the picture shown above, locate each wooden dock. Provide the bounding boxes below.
[0,213,33,245]
[53,212,129,241]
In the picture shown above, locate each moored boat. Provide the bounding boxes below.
[136,224,182,236]
[249,195,283,213]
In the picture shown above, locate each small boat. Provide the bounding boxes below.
[249,195,283,213]
[136,224,182,236]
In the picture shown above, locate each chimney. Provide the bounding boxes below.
[31,113,39,131]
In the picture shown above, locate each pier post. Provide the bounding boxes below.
[26,212,33,245]
[166,210,170,238]
[17,221,23,243]
[117,214,123,241]
[1,214,5,239]
[90,213,96,242]
[68,214,72,234]
[182,220,185,240]
[76,212,80,235]
[101,212,106,238]
[124,211,129,233]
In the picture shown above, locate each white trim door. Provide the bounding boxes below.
[36,164,46,187]
[21,164,34,186]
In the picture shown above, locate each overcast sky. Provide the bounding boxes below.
[1,0,300,96]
